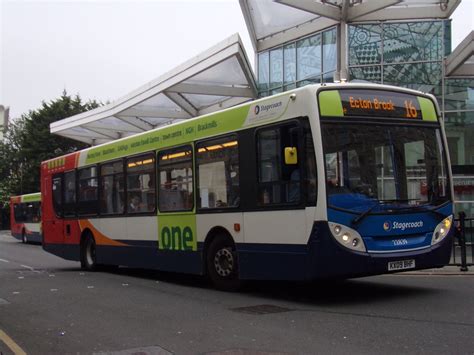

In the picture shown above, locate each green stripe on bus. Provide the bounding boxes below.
[319,90,344,117]
[85,105,251,165]
[21,193,41,203]
[418,97,437,122]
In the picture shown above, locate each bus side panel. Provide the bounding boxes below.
[96,245,202,274]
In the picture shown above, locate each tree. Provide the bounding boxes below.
[0,92,101,207]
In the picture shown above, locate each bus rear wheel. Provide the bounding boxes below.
[81,234,97,271]
[206,236,241,291]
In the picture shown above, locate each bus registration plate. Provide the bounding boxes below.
[388,259,415,271]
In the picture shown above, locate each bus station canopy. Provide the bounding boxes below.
[51,34,257,145]
[445,31,474,77]
[240,0,461,52]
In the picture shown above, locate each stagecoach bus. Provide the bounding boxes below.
[10,193,42,243]
[41,83,453,289]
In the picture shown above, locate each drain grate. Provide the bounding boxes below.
[230,304,292,315]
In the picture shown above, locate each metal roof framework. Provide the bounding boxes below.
[240,0,461,52]
[445,31,474,77]
[51,34,257,145]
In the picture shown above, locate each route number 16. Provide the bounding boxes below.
[404,100,418,118]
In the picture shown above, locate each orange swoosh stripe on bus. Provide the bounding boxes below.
[79,220,128,246]
[74,152,80,168]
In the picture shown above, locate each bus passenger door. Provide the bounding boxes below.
[43,174,64,244]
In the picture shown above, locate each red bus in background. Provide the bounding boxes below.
[10,193,42,243]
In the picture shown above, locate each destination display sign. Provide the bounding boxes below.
[339,89,422,119]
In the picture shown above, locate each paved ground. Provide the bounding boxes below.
[1,230,473,355]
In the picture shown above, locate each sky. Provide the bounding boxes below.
[1,0,473,120]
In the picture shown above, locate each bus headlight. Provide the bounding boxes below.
[431,215,453,246]
[328,222,366,252]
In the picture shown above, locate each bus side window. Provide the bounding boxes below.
[77,167,98,215]
[52,174,63,218]
[158,146,193,212]
[63,170,76,217]
[196,135,240,210]
[257,123,302,206]
[100,160,125,215]
[126,154,156,214]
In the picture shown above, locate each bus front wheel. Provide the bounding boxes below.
[81,234,97,271]
[206,236,241,291]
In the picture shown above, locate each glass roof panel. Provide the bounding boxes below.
[85,117,142,132]
[185,57,248,86]
[182,94,229,108]
[248,0,319,40]
[136,93,182,111]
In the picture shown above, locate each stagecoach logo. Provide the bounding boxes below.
[244,97,288,127]
[384,220,424,232]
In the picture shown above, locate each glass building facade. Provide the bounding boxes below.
[258,27,337,96]
[256,20,474,215]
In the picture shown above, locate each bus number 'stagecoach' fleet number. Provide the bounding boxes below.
[339,89,422,119]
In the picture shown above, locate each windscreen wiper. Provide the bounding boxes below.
[352,203,378,226]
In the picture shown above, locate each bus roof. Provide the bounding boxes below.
[43,83,439,170]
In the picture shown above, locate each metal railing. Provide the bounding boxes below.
[451,212,473,271]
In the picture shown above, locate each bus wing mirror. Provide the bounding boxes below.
[285,147,298,165]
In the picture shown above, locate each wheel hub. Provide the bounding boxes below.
[214,248,234,277]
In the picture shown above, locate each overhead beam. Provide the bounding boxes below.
[445,31,474,76]
[447,63,474,77]
[275,0,341,21]
[114,116,154,131]
[354,0,461,21]
[347,0,401,21]
[164,92,198,117]
[238,0,258,52]
[257,17,338,52]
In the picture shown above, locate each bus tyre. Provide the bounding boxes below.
[81,234,97,271]
[206,236,241,291]
[22,230,27,244]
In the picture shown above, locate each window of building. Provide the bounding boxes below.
[257,26,337,96]
[158,146,193,212]
[257,123,301,205]
[444,78,474,215]
[78,166,98,215]
[297,33,321,83]
[126,154,156,214]
[258,51,270,93]
[100,160,124,215]
[63,171,76,217]
[348,20,447,101]
[197,135,239,209]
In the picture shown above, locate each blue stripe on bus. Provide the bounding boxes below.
[42,217,453,281]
